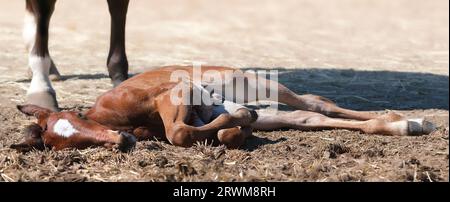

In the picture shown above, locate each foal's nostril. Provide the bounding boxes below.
[118,131,136,152]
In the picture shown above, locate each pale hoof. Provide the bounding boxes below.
[26,91,59,112]
[407,119,437,136]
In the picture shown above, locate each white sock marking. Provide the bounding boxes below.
[388,120,409,136]
[53,119,79,137]
[408,118,424,125]
[23,11,36,52]
[27,55,54,95]
[211,93,248,119]
[221,100,247,114]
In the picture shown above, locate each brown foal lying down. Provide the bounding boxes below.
[11,66,436,152]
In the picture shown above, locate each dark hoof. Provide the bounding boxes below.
[407,119,437,136]
[118,131,136,152]
[26,91,59,112]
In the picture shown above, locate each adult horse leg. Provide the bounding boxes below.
[106,0,129,87]
[24,0,58,111]
[24,0,60,81]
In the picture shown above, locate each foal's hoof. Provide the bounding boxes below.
[407,119,437,136]
[26,91,59,112]
[118,131,136,152]
[217,127,246,149]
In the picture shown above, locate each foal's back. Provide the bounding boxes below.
[118,65,235,90]
[86,66,234,129]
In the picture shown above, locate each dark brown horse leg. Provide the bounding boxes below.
[106,0,129,87]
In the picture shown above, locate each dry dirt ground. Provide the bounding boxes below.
[0,0,448,182]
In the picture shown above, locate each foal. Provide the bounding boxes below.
[23,0,129,112]
[11,66,436,152]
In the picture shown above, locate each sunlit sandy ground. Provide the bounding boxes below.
[0,0,448,182]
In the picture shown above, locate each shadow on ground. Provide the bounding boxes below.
[14,67,449,111]
[242,67,449,111]
[243,136,287,152]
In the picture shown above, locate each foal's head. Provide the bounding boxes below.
[10,105,136,152]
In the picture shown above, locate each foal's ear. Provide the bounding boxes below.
[17,104,52,119]
[10,123,45,153]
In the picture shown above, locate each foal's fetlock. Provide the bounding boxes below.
[376,118,437,136]
[372,111,436,136]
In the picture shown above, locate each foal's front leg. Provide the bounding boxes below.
[191,108,254,149]
[156,93,255,147]
[156,94,211,147]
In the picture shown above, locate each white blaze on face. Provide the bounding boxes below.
[53,119,79,138]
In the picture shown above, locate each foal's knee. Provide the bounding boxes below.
[217,127,250,149]
[166,124,194,147]
[218,128,244,149]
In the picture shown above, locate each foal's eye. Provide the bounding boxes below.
[77,113,87,120]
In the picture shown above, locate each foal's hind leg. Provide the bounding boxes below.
[156,90,256,147]
[279,91,379,120]
[241,72,380,121]
[252,110,436,136]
